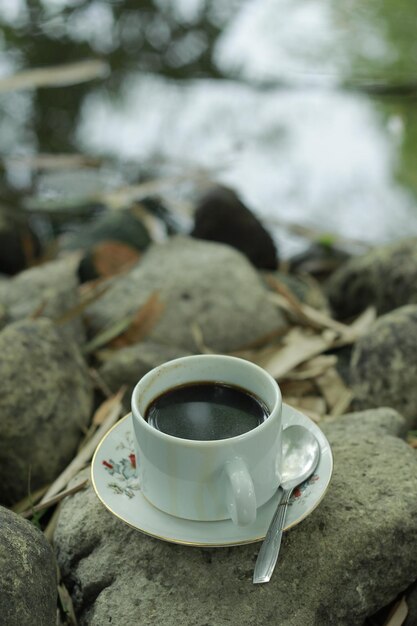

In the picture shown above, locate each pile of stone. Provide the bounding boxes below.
[1,189,417,625]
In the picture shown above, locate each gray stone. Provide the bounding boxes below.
[98,341,192,410]
[3,256,85,344]
[53,407,417,626]
[350,305,417,427]
[0,318,93,504]
[0,505,56,626]
[86,236,286,353]
[327,238,417,318]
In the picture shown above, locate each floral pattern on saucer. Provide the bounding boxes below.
[101,429,320,503]
[102,430,140,498]
[290,473,320,504]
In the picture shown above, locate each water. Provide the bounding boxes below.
[1,0,417,256]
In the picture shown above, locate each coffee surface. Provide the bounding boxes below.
[145,382,269,441]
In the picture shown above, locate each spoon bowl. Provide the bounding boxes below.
[281,425,321,490]
[253,424,320,584]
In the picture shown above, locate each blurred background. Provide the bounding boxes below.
[1,0,417,264]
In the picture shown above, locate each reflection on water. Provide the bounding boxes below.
[76,75,417,255]
[1,0,417,252]
[215,0,417,86]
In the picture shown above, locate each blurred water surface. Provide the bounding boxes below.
[1,0,417,255]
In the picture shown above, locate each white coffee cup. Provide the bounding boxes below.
[131,355,282,526]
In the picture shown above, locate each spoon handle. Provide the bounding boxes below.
[253,487,293,584]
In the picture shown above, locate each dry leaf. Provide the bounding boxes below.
[89,368,113,397]
[383,596,408,626]
[349,306,377,337]
[83,316,133,354]
[285,354,338,380]
[315,367,352,413]
[39,387,126,504]
[229,326,287,353]
[262,327,338,380]
[90,240,141,278]
[279,380,316,397]
[330,389,354,417]
[109,292,164,349]
[0,59,108,93]
[54,284,109,326]
[57,581,78,626]
[284,404,323,423]
[191,323,214,354]
[79,386,127,450]
[100,171,211,211]
[20,479,88,519]
[6,153,101,171]
[84,291,164,354]
[57,567,78,626]
[268,289,352,338]
[131,202,168,243]
[93,392,126,426]
[11,484,49,514]
[283,395,327,416]
[231,342,283,368]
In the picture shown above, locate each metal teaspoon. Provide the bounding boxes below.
[253,425,321,584]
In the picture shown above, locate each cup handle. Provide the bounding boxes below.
[225,458,256,527]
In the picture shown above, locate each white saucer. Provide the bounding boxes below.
[91,404,333,547]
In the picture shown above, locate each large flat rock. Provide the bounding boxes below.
[54,407,417,625]
[98,341,191,410]
[86,236,286,353]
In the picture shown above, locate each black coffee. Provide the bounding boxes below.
[145,382,269,441]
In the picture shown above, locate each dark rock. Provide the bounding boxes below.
[327,238,417,318]
[0,318,93,504]
[0,506,56,626]
[53,407,417,626]
[350,305,417,428]
[98,341,192,410]
[85,236,286,353]
[191,186,277,270]
[0,210,41,275]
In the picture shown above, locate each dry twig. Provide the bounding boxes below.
[382,597,408,626]
[20,480,88,519]
[39,387,125,504]
[0,60,108,93]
